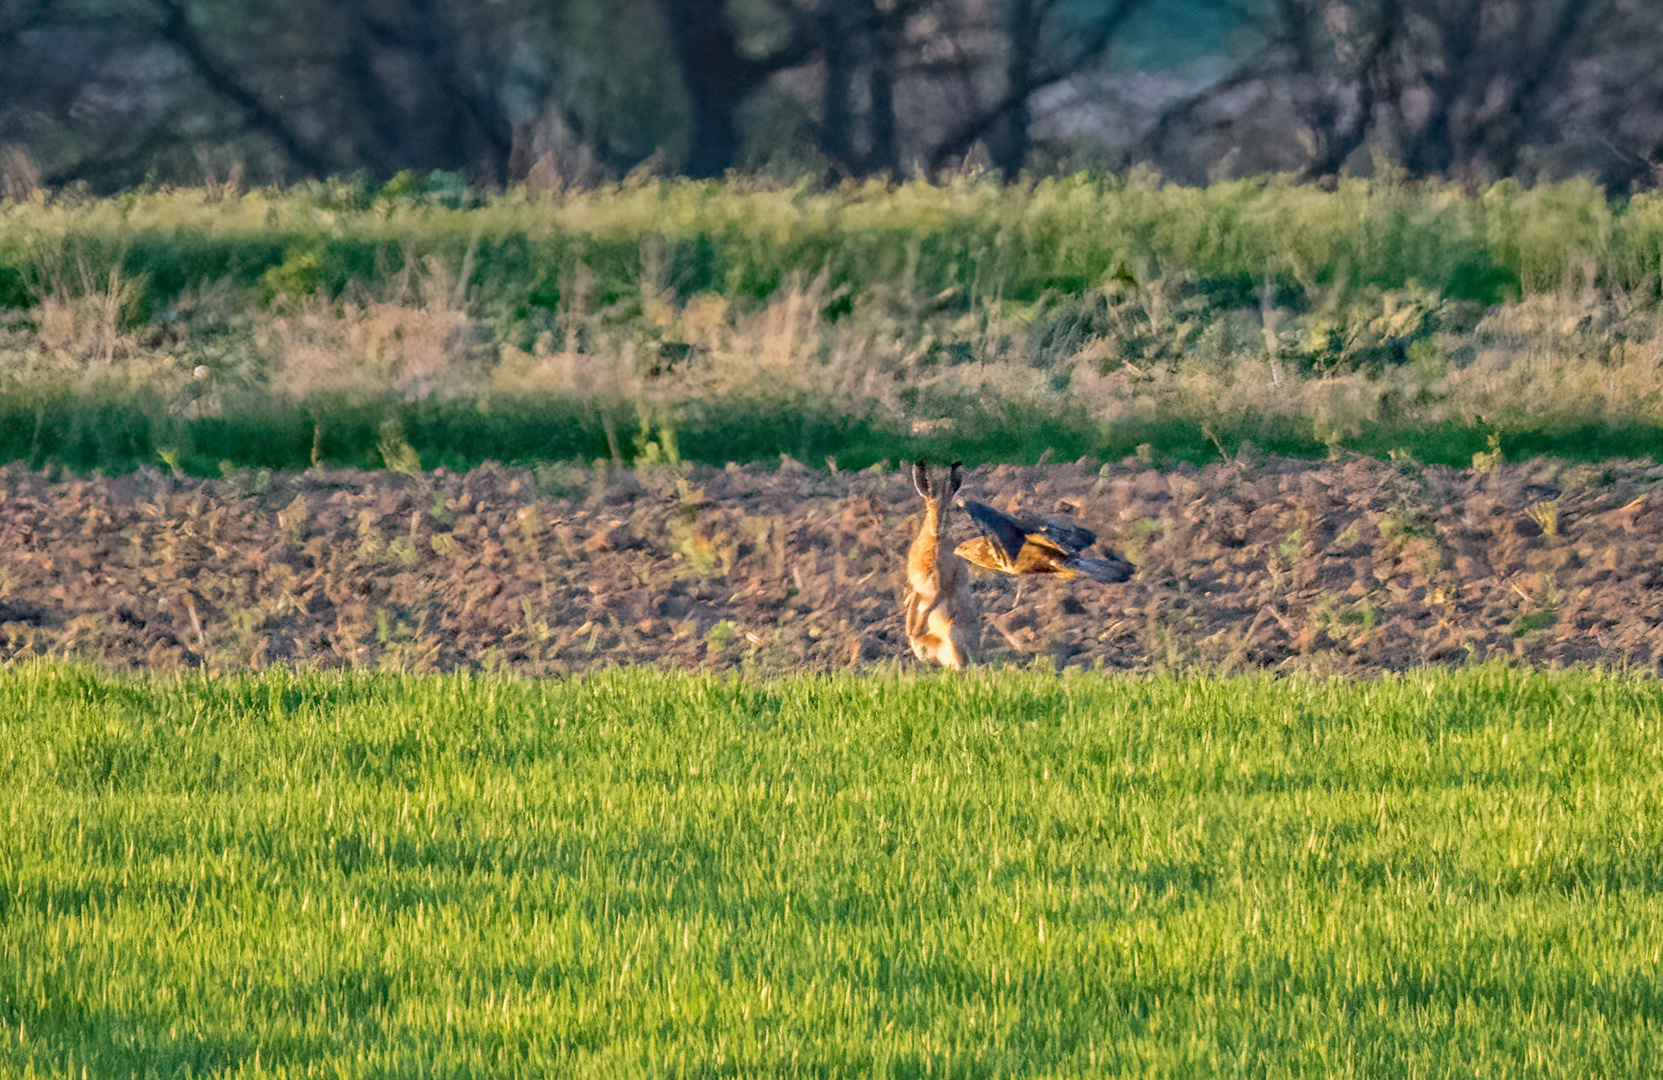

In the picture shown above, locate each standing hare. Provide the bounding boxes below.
[903,460,981,669]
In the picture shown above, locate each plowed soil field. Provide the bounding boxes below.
[4,454,1663,675]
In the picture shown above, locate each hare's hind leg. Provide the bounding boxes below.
[929,634,966,670]
[907,593,941,641]
[949,618,980,667]
[906,605,959,667]
[926,607,971,669]
[902,589,932,661]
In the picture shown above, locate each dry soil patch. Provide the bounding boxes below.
[3,455,1661,675]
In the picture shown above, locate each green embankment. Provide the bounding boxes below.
[3,664,1660,1076]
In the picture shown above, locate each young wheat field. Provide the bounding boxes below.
[3,662,1660,1077]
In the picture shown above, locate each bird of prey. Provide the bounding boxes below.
[953,498,1134,584]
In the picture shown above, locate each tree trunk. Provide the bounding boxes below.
[659,0,750,178]
[821,1,856,170]
[987,0,1038,180]
[330,0,513,179]
[820,0,894,176]
[867,48,895,174]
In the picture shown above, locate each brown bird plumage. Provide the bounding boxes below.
[953,498,1134,583]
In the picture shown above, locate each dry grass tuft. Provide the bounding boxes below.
[268,257,489,402]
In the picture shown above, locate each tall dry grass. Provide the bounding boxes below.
[265,257,489,402]
[5,263,1663,466]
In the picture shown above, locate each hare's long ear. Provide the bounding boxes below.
[946,461,964,500]
[912,459,932,500]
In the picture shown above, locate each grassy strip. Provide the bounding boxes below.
[6,174,1663,475]
[1,174,1658,317]
[5,390,1661,475]
[3,663,1661,1077]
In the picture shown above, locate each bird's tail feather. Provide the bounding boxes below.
[1066,555,1134,583]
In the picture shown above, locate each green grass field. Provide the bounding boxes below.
[3,663,1661,1077]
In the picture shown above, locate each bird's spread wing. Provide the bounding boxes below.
[960,497,1135,582]
[1036,514,1096,555]
[953,535,1015,575]
[959,499,1031,563]
[1011,536,1077,577]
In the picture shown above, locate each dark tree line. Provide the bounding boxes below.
[0,0,539,187]
[0,0,1194,188]
[656,0,1158,180]
[1133,0,1663,188]
[0,0,1660,191]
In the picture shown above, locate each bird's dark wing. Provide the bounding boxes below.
[1063,552,1134,584]
[1036,514,1096,555]
[959,499,1031,563]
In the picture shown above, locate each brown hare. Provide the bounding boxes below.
[903,460,981,669]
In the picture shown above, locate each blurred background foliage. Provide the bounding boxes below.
[2,0,1662,194]
[3,0,1663,474]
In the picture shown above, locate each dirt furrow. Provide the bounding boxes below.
[2,454,1662,675]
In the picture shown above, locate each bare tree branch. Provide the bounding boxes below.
[1125,58,1286,169]
[1295,0,1401,178]
[660,0,822,177]
[149,0,331,176]
[1480,0,1597,176]
[930,0,1154,173]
